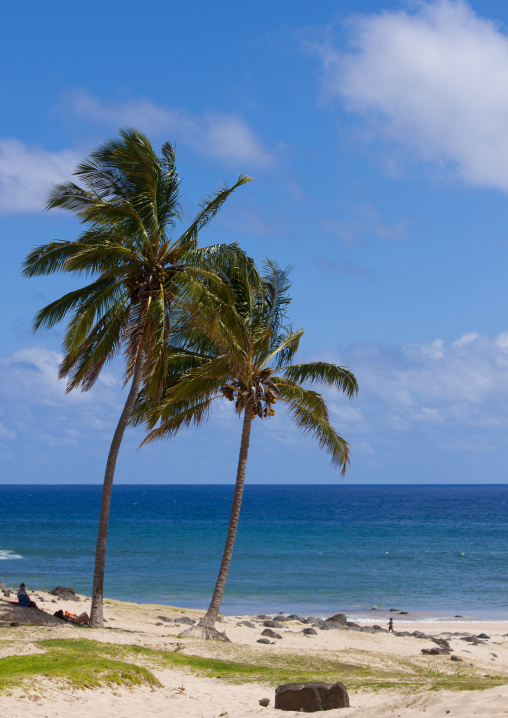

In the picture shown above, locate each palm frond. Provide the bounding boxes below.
[257,328,304,372]
[272,379,329,422]
[33,277,122,332]
[175,174,252,252]
[282,362,359,399]
[45,182,97,213]
[282,398,350,474]
[61,303,127,391]
[22,241,83,277]
[140,397,217,443]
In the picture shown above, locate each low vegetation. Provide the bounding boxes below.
[0,639,160,692]
[0,638,506,694]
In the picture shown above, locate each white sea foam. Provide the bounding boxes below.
[0,549,22,560]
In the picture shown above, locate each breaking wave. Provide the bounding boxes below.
[0,549,22,560]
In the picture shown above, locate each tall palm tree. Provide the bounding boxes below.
[139,261,359,641]
[22,128,252,627]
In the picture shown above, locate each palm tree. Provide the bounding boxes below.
[22,128,252,627]
[139,261,359,641]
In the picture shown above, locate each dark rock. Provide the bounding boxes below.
[389,608,400,612]
[257,614,271,620]
[274,681,349,712]
[49,586,78,601]
[0,604,69,627]
[421,647,450,655]
[323,621,346,630]
[306,616,318,623]
[177,616,195,625]
[477,633,490,639]
[373,625,388,632]
[259,697,270,707]
[412,631,428,639]
[155,622,164,626]
[0,582,6,591]
[490,653,498,658]
[2,590,10,598]
[326,613,347,625]
[286,614,302,621]
[451,655,463,662]
[460,636,484,645]
[346,621,360,628]
[157,616,173,623]
[261,628,282,639]
[10,622,20,627]
[238,620,255,628]
[263,620,283,628]
[399,611,409,615]
[432,638,451,649]
[319,624,333,631]
[454,615,463,618]
[50,586,76,596]
[394,631,411,637]
[302,628,317,635]
[257,638,271,644]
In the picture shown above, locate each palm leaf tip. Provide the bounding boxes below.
[282,362,358,399]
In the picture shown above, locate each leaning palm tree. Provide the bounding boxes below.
[22,128,252,627]
[138,261,359,641]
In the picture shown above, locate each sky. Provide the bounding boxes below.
[2,0,508,484]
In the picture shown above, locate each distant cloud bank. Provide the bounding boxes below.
[312,0,508,193]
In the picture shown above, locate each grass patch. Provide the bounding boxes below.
[0,639,160,692]
[1,639,506,695]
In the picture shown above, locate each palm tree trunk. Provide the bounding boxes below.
[199,409,253,631]
[89,346,145,628]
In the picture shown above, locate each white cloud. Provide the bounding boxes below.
[0,139,79,214]
[338,331,508,434]
[0,346,119,408]
[314,0,508,192]
[63,89,273,168]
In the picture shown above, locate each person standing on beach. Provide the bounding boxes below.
[388,618,394,632]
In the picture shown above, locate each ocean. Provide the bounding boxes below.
[1,485,507,620]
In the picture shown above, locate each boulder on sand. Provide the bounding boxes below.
[274,681,349,712]
[49,586,79,601]
[0,603,70,627]
[325,613,347,625]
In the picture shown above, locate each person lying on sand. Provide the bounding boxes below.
[17,583,38,609]
[53,609,90,626]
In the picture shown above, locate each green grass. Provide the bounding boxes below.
[0,639,160,692]
[0,638,506,695]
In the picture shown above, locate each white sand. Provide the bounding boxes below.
[1,591,508,717]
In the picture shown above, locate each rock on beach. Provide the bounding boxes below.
[274,681,349,712]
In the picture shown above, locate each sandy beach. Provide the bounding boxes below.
[1,590,508,717]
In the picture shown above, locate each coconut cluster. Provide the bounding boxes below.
[220,368,279,420]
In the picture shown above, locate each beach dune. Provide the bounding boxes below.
[1,591,507,717]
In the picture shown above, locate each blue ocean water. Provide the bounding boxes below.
[0,485,507,618]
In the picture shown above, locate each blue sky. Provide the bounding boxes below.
[2,0,508,484]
